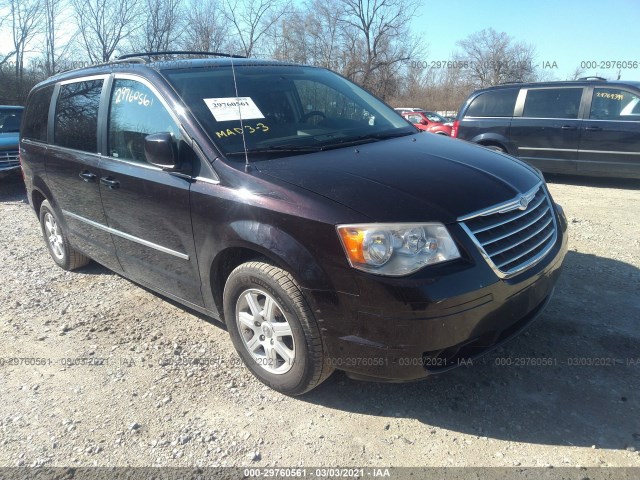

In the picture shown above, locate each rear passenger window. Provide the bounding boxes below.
[108,79,182,163]
[23,86,54,142]
[54,80,103,152]
[590,88,640,120]
[523,88,582,119]
[465,89,518,117]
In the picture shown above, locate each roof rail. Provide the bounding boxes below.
[578,76,607,81]
[498,81,523,85]
[117,51,246,61]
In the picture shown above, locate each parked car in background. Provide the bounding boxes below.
[452,78,640,178]
[21,53,567,394]
[0,106,24,178]
[397,109,452,135]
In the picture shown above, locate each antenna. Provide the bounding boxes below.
[229,54,251,172]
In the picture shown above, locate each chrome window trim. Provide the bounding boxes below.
[62,210,189,260]
[59,74,110,85]
[457,182,558,279]
[194,176,221,185]
[511,116,581,121]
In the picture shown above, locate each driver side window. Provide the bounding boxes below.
[294,79,373,123]
[108,79,182,163]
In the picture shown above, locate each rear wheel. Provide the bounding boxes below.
[223,261,333,395]
[39,200,90,270]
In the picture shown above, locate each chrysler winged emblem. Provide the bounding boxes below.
[518,196,529,210]
[517,189,536,210]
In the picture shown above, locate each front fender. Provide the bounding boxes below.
[223,220,332,290]
[471,132,518,155]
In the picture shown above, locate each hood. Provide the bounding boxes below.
[255,133,541,224]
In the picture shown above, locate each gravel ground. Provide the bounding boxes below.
[0,173,639,469]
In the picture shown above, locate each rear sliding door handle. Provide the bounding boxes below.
[100,177,120,189]
[561,125,577,130]
[585,126,602,131]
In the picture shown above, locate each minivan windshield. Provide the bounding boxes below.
[0,108,23,134]
[163,65,415,161]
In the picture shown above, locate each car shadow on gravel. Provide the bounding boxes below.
[0,175,27,203]
[301,250,640,451]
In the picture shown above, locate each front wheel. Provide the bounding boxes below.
[223,261,333,395]
[39,200,90,270]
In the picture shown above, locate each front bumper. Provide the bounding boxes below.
[0,153,20,178]
[304,208,568,382]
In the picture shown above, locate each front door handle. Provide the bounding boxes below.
[561,125,577,130]
[79,170,97,182]
[585,126,602,131]
[100,177,120,189]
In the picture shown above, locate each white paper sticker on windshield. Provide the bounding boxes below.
[203,97,265,122]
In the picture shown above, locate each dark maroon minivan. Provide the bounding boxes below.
[20,53,568,394]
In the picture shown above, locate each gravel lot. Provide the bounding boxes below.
[0,173,639,469]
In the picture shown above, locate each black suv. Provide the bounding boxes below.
[20,53,568,394]
[452,78,640,178]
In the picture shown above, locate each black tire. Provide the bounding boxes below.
[39,200,90,270]
[223,261,333,395]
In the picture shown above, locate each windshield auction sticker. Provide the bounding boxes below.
[203,97,265,122]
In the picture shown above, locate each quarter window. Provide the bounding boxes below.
[22,86,54,142]
[465,89,518,117]
[54,80,103,152]
[522,88,583,119]
[590,88,640,120]
[108,79,182,163]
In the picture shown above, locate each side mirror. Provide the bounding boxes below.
[144,132,178,170]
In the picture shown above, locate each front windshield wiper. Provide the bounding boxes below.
[226,145,324,156]
[320,130,415,149]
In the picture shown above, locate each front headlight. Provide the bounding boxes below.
[336,223,460,276]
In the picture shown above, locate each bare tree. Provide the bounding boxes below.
[302,0,344,68]
[72,0,141,63]
[0,0,16,70]
[223,0,291,57]
[337,0,421,97]
[455,28,537,88]
[133,0,182,52]
[42,0,77,75]
[567,66,585,80]
[181,0,230,52]
[9,0,43,86]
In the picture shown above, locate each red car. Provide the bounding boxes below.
[397,109,453,136]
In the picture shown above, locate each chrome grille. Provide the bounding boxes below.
[0,150,19,168]
[460,183,557,278]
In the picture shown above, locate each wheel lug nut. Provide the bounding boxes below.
[260,335,265,341]
[270,339,274,345]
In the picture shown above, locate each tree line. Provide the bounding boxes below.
[0,0,579,109]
